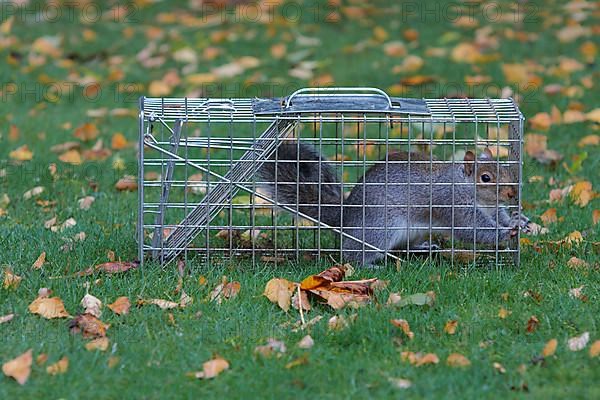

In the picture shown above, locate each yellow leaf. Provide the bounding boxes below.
[570,181,593,207]
[9,145,33,161]
[530,112,552,130]
[85,337,110,352]
[3,267,22,289]
[46,356,68,375]
[542,338,557,357]
[29,297,71,319]
[148,80,172,97]
[540,208,558,225]
[593,210,600,225]
[58,149,82,165]
[585,108,600,123]
[444,320,458,335]
[578,134,600,147]
[2,349,32,385]
[451,42,481,63]
[73,123,99,142]
[108,296,131,315]
[263,278,296,312]
[498,307,511,319]
[502,63,529,85]
[447,353,471,367]
[391,319,414,339]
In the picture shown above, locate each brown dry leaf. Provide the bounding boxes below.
[74,123,99,142]
[69,313,109,338]
[444,320,458,335]
[567,256,590,268]
[270,43,286,59]
[291,288,311,312]
[46,356,68,376]
[447,353,471,367]
[593,210,600,225]
[297,335,314,349]
[78,196,95,210]
[85,337,110,352]
[140,298,179,310]
[80,293,102,318]
[401,351,439,366]
[567,332,589,351]
[383,41,406,57]
[96,261,139,274]
[9,145,33,161]
[115,175,137,191]
[526,316,540,333]
[32,251,46,270]
[191,358,229,379]
[585,108,600,123]
[58,149,82,165]
[255,338,287,357]
[570,181,593,207]
[107,356,120,369]
[209,277,241,304]
[2,349,32,385]
[391,319,414,340]
[3,267,22,289]
[309,288,370,310]
[36,354,48,366]
[589,341,600,358]
[0,314,15,324]
[569,285,585,300]
[263,278,296,312]
[542,338,558,357]
[29,296,70,319]
[300,264,347,290]
[108,296,131,315]
[540,208,558,225]
[111,133,129,150]
[179,290,193,308]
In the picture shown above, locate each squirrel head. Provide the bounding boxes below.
[463,148,517,204]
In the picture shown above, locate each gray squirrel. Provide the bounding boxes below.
[258,142,530,265]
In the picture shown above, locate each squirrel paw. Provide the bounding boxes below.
[509,212,531,236]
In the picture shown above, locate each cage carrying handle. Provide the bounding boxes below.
[284,87,394,109]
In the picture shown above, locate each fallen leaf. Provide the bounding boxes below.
[74,123,99,142]
[593,210,600,225]
[111,133,129,150]
[291,288,311,312]
[36,354,48,366]
[9,145,33,161]
[401,351,439,366]
[567,332,589,351]
[115,175,137,191]
[530,112,552,130]
[447,353,471,367]
[391,319,414,339]
[590,341,600,358]
[38,288,52,298]
[179,290,193,308]
[78,196,95,210]
[139,298,179,310]
[32,251,46,270]
[567,257,588,269]
[46,356,68,375]
[586,108,600,123]
[297,335,314,349]
[0,314,14,324]
[2,349,32,385]
[107,356,120,368]
[570,181,593,207]
[58,149,83,165]
[93,261,139,275]
[191,358,229,379]
[23,186,44,200]
[255,338,287,357]
[569,285,585,300]
[328,315,350,331]
[3,267,22,289]
[263,278,296,312]
[498,307,511,319]
[526,316,539,333]
[80,293,102,318]
[29,296,70,319]
[108,296,130,315]
[542,338,558,357]
[285,355,309,369]
[444,320,458,335]
[69,313,109,338]
[540,208,558,225]
[524,134,562,164]
[389,377,412,389]
[85,337,110,352]
[209,276,241,304]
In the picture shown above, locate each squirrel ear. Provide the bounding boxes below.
[480,147,493,160]
[464,151,475,176]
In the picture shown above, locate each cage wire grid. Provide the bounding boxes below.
[138,88,524,268]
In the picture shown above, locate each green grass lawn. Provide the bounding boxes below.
[1,0,599,398]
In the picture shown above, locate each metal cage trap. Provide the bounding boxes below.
[138,87,524,268]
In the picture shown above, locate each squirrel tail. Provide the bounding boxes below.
[258,142,342,227]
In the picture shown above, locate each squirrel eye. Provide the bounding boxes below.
[481,174,491,183]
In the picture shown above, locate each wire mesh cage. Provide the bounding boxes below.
[138,87,525,268]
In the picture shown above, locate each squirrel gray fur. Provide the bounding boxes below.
[258,142,529,265]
